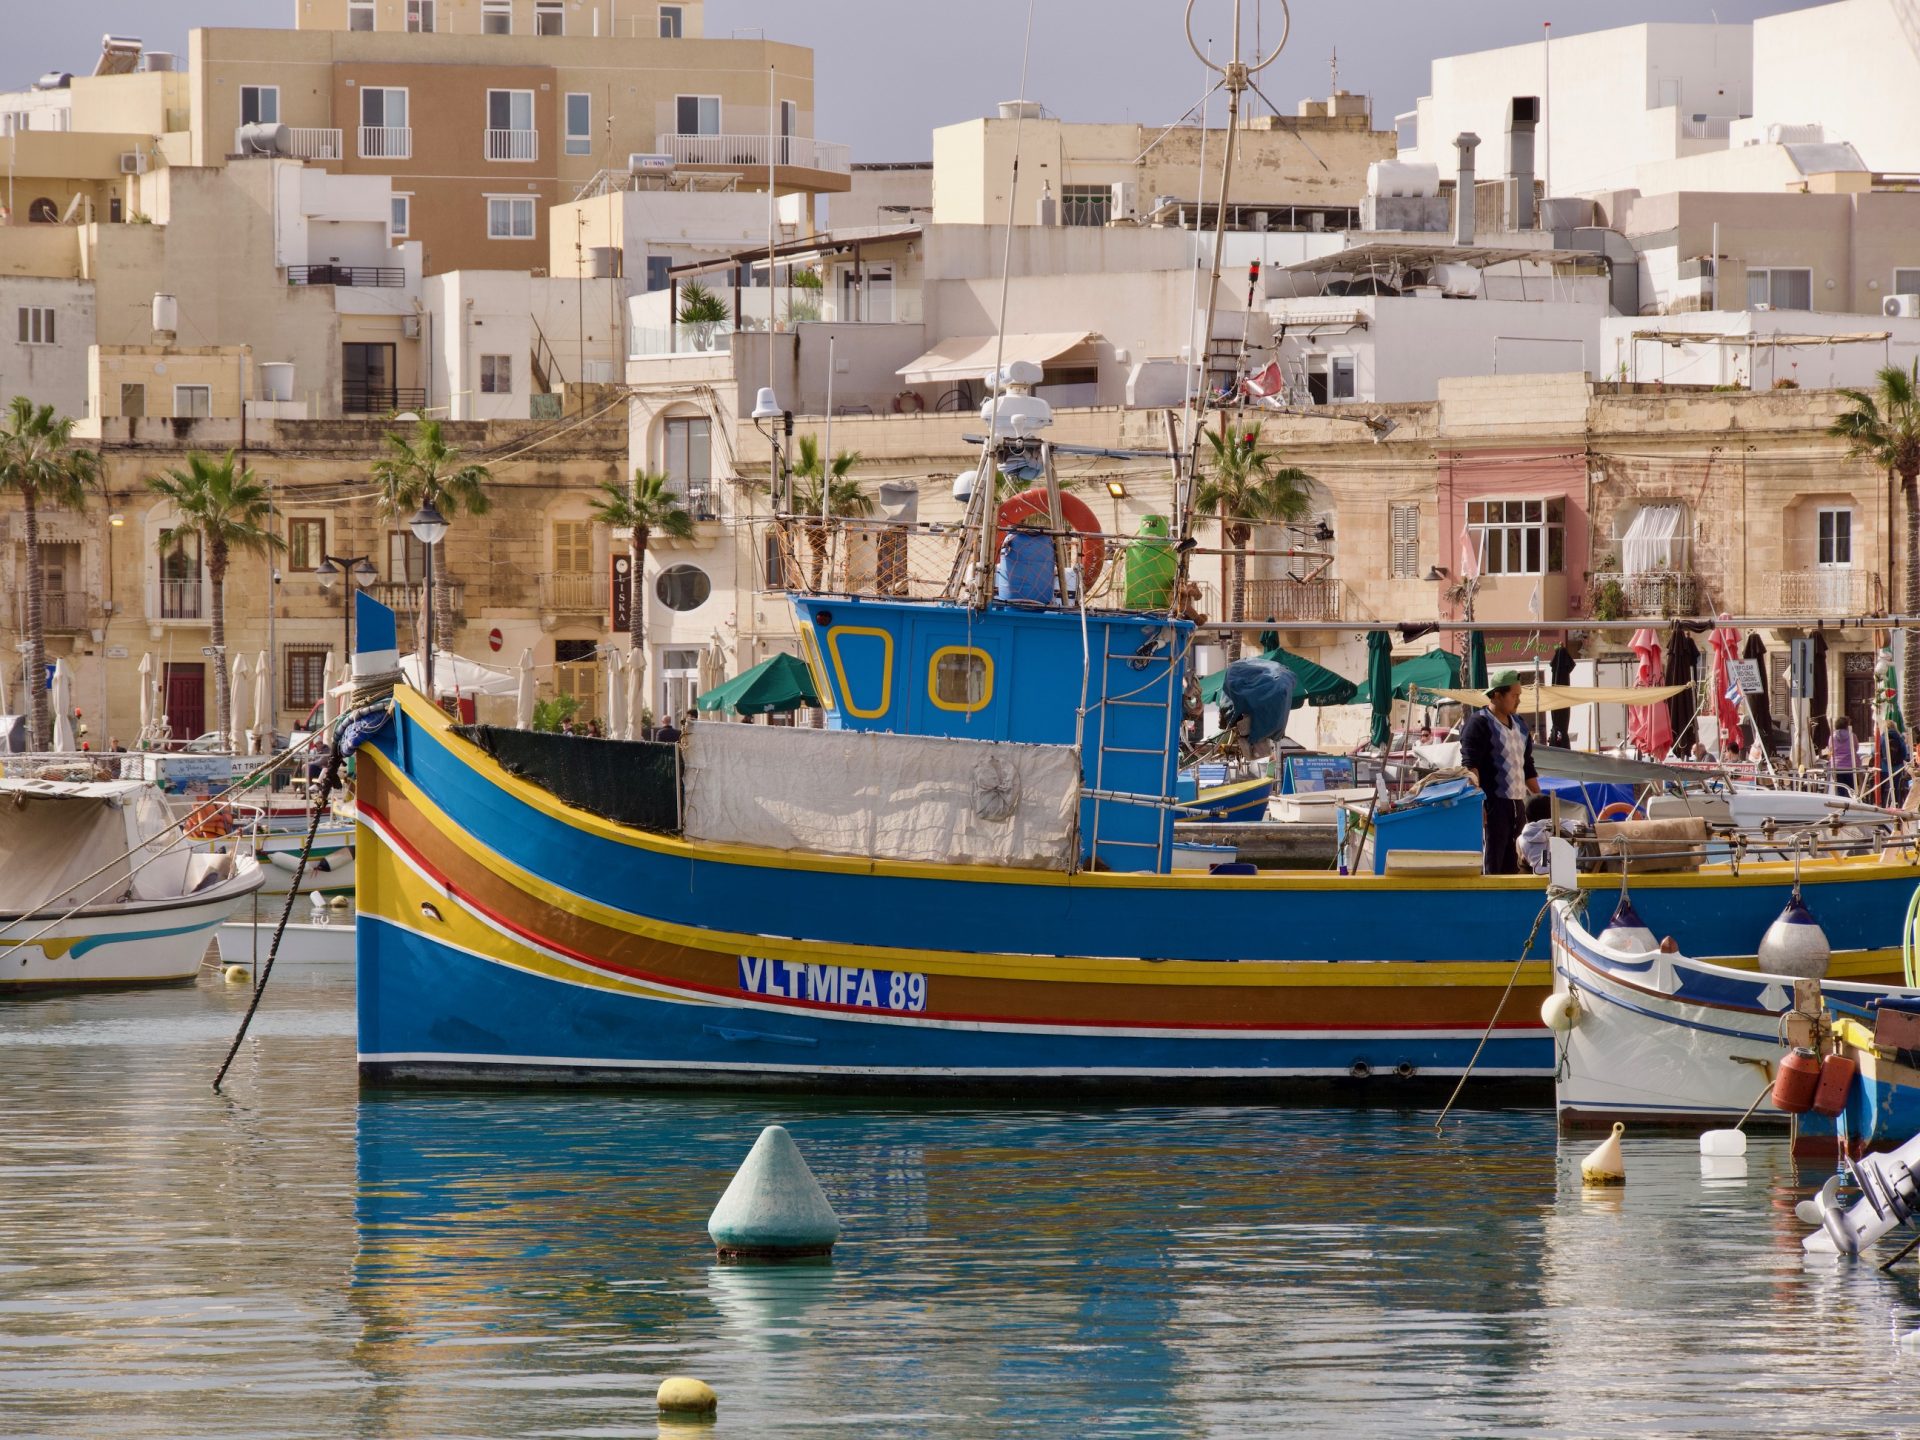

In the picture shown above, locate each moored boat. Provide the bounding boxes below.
[0,777,265,989]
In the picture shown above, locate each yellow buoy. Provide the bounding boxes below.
[223,965,252,985]
[656,1376,717,1415]
[1582,1121,1627,1186]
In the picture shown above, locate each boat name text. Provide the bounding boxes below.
[738,955,928,1012]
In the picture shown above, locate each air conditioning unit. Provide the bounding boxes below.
[401,315,422,338]
[1885,294,1920,319]
[1110,181,1139,222]
[119,151,147,174]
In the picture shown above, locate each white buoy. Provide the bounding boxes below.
[223,964,251,984]
[1596,895,1657,954]
[1581,1121,1627,1186]
[1540,989,1582,1032]
[1757,892,1831,978]
[1699,1129,1748,1157]
[707,1124,841,1261]
[656,1376,717,1414]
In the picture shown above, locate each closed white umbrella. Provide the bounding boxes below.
[253,649,271,753]
[137,651,153,738]
[230,653,250,752]
[515,648,535,730]
[625,647,644,738]
[50,660,75,752]
[320,652,340,731]
[605,647,624,738]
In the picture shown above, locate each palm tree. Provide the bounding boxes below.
[370,420,491,653]
[145,450,283,747]
[790,435,871,591]
[1193,422,1312,660]
[0,398,97,749]
[1833,361,1920,712]
[587,469,694,668]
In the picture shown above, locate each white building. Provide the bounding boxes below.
[0,276,94,416]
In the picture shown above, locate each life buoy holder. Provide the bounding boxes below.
[185,802,233,840]
[1596,801,1638,823]
[995,488,1107,587]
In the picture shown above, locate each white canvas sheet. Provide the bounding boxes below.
[0,779,182,911]
[682,725,1082,871]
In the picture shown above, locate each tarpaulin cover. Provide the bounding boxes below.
[0,778,182,912]
[1198,648,1357,707]
[460,726,681,833]
[682,724,1082,871]
[1219,659,1298,746]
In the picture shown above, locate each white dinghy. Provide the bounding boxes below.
[0,778,265,989]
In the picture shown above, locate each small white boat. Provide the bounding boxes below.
[0,777,265,989]
[212,823,357,895]
[1550,892,1916,1130]
[217,893,356,970]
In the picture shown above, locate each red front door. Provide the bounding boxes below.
[165,663,205,741]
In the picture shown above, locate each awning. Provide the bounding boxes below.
[1429,683,1690,710]
[1351,649,1462,705]
[897,332,1098,385]
[1199,648,1359,708]
[1533,746,1698,786]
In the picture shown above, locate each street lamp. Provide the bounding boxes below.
[410,500,449,697]
[316,553,378,659]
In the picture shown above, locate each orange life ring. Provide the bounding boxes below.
[1596,801,1638,823]
[185,802,232,840]
[994,488,1107,588]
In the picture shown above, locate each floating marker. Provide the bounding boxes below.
[1758,892,1831,979]
[223,964,251,984]
[1581,1121,1627,1186]
[707,1124,841,1261]
[656,1376,718,1414]
[1540,989,1581,1032]
[1699,1129,1748,1158]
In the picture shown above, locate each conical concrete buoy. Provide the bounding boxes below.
[1582,1121,1627,1186]
[656,1376,717,1415]
[707,1124,841,1261]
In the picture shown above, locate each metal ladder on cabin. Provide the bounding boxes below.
[1085,623,1184,872]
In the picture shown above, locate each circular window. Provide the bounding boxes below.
[655,564,711,612]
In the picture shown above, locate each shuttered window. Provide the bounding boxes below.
[1390,503,1419,579]
[553,520,592,573]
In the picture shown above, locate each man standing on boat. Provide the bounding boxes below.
[1460,670,1541,875]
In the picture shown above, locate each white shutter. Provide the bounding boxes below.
[1389,503,1419,579]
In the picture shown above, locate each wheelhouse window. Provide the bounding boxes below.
[931,647,992,712]
[1466,497,1565,577]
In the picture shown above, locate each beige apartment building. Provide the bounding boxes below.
[187,8,843,278]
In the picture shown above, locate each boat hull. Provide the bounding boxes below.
[0,865,267,989]
[356,690,1920,1091]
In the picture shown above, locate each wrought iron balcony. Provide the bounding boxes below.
[368,580,465,624]
[1773,568,1878,615]
[1586,570,1700,620]
[288,264,408,288]
[158,579,202,620]
[1239,576,1343,625]
[13,591,89,632]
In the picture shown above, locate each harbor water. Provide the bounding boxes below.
[7,970,1920,1437]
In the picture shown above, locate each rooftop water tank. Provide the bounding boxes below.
[259,362,295,402]
[143,52,178,73]
[587,246,618,279]
[1367,160,1440,198]
[997,99,1045,121]
[151,293,178,337]
[236,123,288,156]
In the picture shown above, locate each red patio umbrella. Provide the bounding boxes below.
[1628,627,1672,757]
[1709,620,1745,758]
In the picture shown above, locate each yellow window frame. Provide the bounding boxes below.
[794,625,836,713]
[928,645,994,713]
[825,625,893,719]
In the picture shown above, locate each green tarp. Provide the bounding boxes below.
[1199,648,1359,709]
[695,652,819,716]
[1351,650,1465,705]
[1467,630,1489,691]
[1365,630,1393,747]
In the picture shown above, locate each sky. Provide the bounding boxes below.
[14,0,1809,157]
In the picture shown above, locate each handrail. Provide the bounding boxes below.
[288,264,408,288]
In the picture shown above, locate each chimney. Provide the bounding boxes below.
[1453,132,1479,246]
[1507,96,1540,229]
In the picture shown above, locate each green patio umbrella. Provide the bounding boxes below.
[1198,648,1359,709]
[1366,630,1393,747]
[1467,630,1489,691]
[1351,649,1464,705]
[694,652,819,717]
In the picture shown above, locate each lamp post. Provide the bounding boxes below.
[409,500,450,698]
[751,385,790,585]
[315,553,379,659]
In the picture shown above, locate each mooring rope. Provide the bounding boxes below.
[1434,893,1562,1130]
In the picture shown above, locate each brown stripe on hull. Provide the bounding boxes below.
[362,765,1549,1032]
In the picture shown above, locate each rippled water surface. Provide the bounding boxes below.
[7,971,1920,1438]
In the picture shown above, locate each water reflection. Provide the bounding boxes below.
[7,974,1920,1436]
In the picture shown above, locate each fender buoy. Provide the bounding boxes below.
[1596,801,1638,823]
[995,488,1107,587]
[890,389,926,415]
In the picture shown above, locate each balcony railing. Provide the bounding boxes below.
[368,580,465,624]
[655,132,852,175]
[485,128,538,161]
[13,591,88,632]
[1238,577,1343,625]
[359,125,412,160]
[159,579,202,620]
[1773,568,1878,615]
[344,386,427,416]
[540,572,602,612]
[288,264,408,288]
[284,127,344,160]
[1587,570,1701,619]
